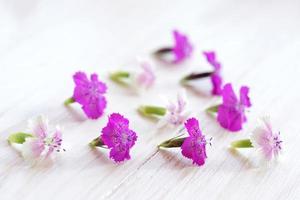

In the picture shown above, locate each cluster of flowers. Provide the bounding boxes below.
[8,30,282,166]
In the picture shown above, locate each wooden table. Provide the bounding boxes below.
[0,0,299,199]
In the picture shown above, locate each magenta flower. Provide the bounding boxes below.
[217,83,251,132]
[203,51,223,95]
[251,117,282,161]
[154,30,193,64]
[181,118,208,166]
[65,71,107,119]
[90,113,137,162]
[172,30,193,63]
[158,117,211,167]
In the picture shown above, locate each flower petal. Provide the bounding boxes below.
[109,145,130,162]
[240,86,251,107]
[82,97,107,119]
[185,118,201,136]
[28,116,48,139]
[221,83,238,107]
[217,105,243,132]
[181,137,194,159]
[211,74,222,95]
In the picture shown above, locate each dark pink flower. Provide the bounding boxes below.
[217,83,251,132]
[172,30,193,63]
[181,118,208,166]
[203,51,223,95]
[73,71,107,119]
[101,113,137,162]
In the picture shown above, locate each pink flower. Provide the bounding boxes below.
[22,116,63,161]
[251,117,282,161]
[203,51,223,95]
[72,71,107,119]
[136,59,156,89]
[217,83,251,132]
[181,118,209,166]
[101,113,137,162]
[156,90,189,128]
[166,90,188,125]
[172,30,193,63]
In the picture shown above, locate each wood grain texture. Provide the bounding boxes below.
[0,0,300,199]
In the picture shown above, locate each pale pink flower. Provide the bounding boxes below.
[22,116,63,161]
[251,117,282,161]
[135,59,156,89]
[158,90,190,127]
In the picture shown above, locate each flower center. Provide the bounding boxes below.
[43,137,63,152]
[89,84,100,97]
[273,133,282,151]
[121,132,129,144]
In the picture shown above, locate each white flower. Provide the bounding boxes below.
[251,117,282,162]
[158,90,190,128]
[134,58,156,89]
[21,116,64,163]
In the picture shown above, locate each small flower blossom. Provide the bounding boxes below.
[72,71,107,119]
[110,59,156,91]
[251,117,282,161]
[217,83,251,132]
[158,117,211,166]
[156,90,189,127]
[181,118,209,166]
[19,116,63,162]
[172,30,193,63]
[101,113,137,162]
[135,59,156,89]
[203,51,223,95]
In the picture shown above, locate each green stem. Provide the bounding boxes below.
[8,132,33,144]
[138,105,167,117]
[110,71,130,85]
[89,137,107,148]
[64,97,75,105]
[206,104,220,114]
[231,139,253,148]
[158,136,187,148]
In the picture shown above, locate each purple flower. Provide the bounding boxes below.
[101,113,137,162]
[181,118,208,166]
[251,117,282,161]
[172,30,193,63]
[217,83,251,132]
[203,51,223,95]
[73,71,107,119]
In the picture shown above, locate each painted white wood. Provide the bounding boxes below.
[0,0,299,199]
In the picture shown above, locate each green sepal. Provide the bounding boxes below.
[231,139,253,148]
[110,71,131,85]
[89,137,108,149]
[138,105,167,117]
[158,135,187,148]
[64,97,75,105]
[206,104,220,114]
[8,132,33,144]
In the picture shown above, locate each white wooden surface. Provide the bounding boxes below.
[0,0,300,199]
